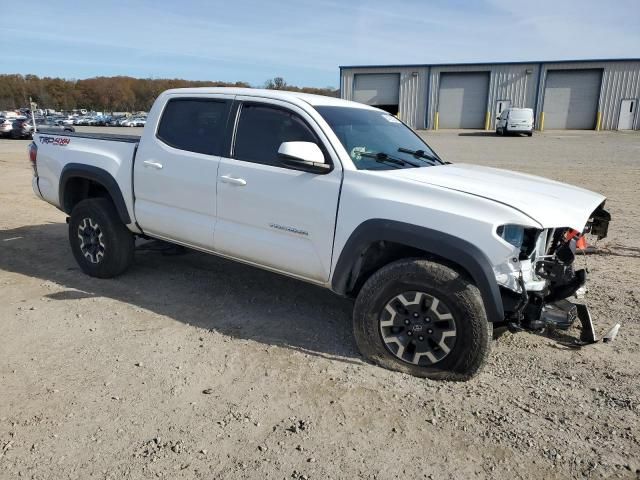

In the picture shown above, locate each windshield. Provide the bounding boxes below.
[314,106,442,170]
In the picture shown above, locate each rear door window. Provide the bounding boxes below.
[157,98,231,156]
[233,103,323,167]
[509,110,532,120]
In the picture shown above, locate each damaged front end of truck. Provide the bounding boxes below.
[496,203,616,344]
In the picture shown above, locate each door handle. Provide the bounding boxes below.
[220,175,247,186]
[143,160,163,170]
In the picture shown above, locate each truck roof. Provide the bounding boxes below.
[161,87,375,109]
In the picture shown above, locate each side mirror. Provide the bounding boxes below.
[278,141,330,173]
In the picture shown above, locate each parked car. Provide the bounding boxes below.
[29,87,612,381]
[496,108,534,136]
[0,117,14,137]
[122,117,145,127]
[108,116,125,126]
[10,119,34,139]
[94,116,112,126]
[35,118,76,135]
[44,117,65,126]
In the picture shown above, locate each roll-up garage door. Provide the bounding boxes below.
[353,73,400,114]
[438,72,490,129]
[542,70,602,129]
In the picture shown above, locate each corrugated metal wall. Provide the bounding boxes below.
[341,60,640,130]
[601,63,640,130]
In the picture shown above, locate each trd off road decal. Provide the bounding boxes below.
[39,136,71,146]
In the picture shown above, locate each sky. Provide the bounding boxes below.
[1,0,638,88]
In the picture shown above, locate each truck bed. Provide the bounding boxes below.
[33,130,140,220]
[38,130,141,143]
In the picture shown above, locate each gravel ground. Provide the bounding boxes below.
[1,127,639,479]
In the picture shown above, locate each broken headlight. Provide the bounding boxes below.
[497,225,541,259]
[497,224,524,249]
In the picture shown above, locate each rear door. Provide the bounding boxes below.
[214,97,342,283]
[133,95,233,249]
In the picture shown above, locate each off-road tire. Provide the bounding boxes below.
[353,258,491,381]
[69,198,134,278]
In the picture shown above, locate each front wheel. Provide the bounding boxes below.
[69,198,134,278]
[353,259,491,381]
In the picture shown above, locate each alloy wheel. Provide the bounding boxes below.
[77,217,105,264]
[379,291,457,366]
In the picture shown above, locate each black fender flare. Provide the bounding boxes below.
[59,163,131,224]
[331,219,504,322]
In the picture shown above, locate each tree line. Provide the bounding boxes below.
[0,74,338,112]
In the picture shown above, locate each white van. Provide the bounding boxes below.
[496,108,534,136]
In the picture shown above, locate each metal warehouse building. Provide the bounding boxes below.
[339,59,640,131]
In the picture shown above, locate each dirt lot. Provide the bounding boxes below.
[1,128,639,479]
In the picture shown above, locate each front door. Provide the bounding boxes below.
[133,95,233,249]
[618,99,636,130]
[214,98,342,283]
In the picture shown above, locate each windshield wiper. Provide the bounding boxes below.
[397,147,444,165]
[359,151,421,168]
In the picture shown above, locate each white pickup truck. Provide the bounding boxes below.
[30,88,611,380]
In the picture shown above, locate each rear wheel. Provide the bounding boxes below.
[69,198,134,278]
[353,259,491,381]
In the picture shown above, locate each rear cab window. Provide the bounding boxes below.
[157,98,232,155]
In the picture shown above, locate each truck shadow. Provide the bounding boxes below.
[0,223,359,364]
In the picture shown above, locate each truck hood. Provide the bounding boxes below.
[388,163,605,231]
